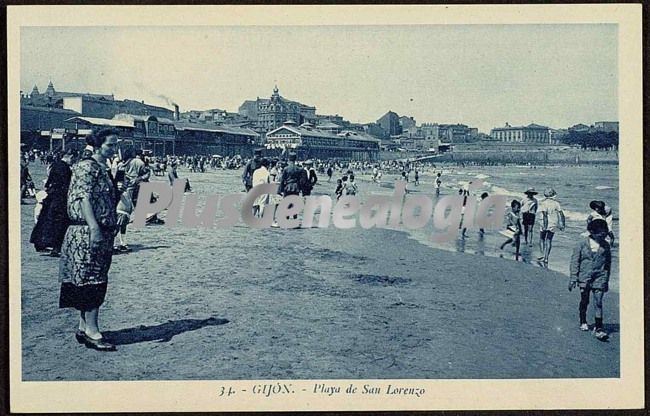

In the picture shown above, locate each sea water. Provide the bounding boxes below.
[370,164,620,292]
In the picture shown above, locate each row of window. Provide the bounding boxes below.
[144,122,175,135]
[268,135,379,149]
[494,130,549,137]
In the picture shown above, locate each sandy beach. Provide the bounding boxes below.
[20,163,619,380]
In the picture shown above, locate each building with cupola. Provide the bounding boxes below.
[239,86,316,132]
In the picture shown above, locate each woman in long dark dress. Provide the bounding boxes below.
[30,150,74,256]
[59,129,119,351]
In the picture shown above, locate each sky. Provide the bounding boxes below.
[20,25,617,133]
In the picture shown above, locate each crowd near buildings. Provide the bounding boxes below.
[20,80,618,161]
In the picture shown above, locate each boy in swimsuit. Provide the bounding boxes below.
[538,187,565,265]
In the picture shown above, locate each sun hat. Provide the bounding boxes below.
[524,187,538,195]
[543,187,556,198]
[589,200,606,212]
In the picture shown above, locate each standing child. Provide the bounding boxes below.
[414,169,419,186]
[478,192,489,237]
[114,187,134,253]
[435,172,442,197]
[587,200,615,247]
[521,187,538,246]
[537,187,565,265]
[568,219,611,340]
[334,178,344,201]
[167,161,178,186]
[499,200,522,260]
[344,174,358,196]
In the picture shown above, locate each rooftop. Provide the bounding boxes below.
[65,116,135,128]
[492,123,551,131]
[268,124,380,143]
[173,121,259,137]
[113,113,175,124]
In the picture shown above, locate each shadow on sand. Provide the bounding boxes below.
[603,323,620,334]
[103,317,229,345]
[128,244,171,253]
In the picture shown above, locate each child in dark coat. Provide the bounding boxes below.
[569,219,611,340]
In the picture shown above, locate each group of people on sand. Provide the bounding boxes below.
[241,150,320,223]
[495,186,614,341]
[242,150,365,222]
[23,133,617,350]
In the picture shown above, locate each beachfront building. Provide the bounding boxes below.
[63,114,176,155]
[490,123,552,144]
[265,120,380,160]
[113,114,176,155]
[173,122,260,157]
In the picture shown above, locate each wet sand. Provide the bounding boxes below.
[20,164,619,380]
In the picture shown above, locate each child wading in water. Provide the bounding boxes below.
[499,200,522,260]
[569,219,611,341]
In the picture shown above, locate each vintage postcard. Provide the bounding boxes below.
[7,4,644,412]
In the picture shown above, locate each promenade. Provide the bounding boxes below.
[20,164,619,380]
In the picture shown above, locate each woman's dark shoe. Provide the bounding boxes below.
[83,334,117,351]
[74,330,85,344]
